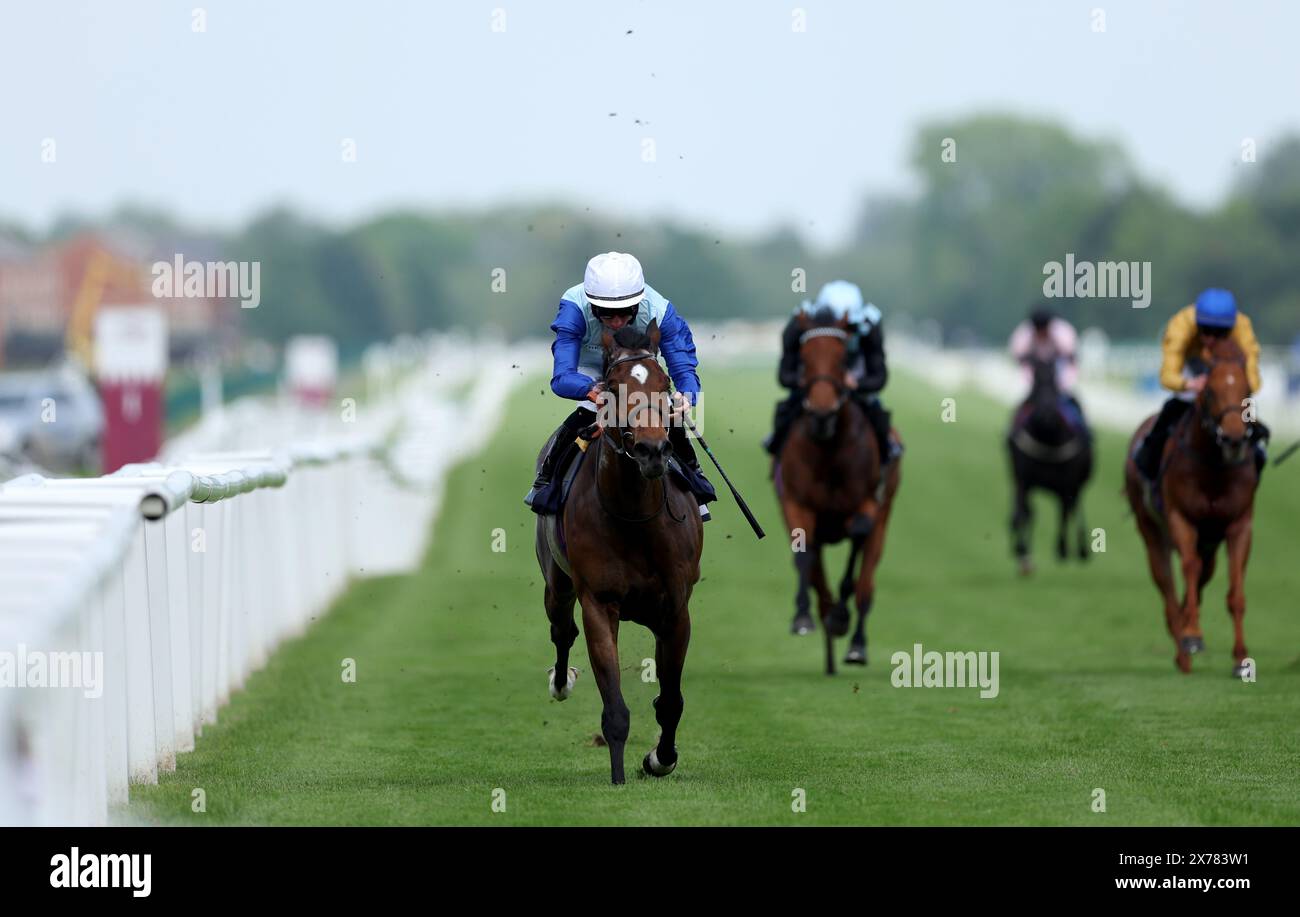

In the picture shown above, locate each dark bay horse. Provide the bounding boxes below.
[776,312,902,675]
[534,320,704,783]
[1007,355,1093,575]
[1124,336,1260,675]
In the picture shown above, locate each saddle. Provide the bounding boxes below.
[528,430,715,519]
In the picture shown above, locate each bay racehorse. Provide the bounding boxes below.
[1124,336,1260,675]
[776,312,902,675]
[534,320,704,783]
[1007,355,1093,574]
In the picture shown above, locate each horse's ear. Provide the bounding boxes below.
[796,311,811,331]
[601,329,615,354]
[1200,340,1214,364]
[647,318,660,355]
[836,316,850,330]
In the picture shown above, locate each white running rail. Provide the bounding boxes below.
[0,334,533,825]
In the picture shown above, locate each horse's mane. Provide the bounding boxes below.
[611,325,653,351]
[1205,334,1245,363]
[807,306,839,327]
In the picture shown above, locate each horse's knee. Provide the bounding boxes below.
[601,703,630,744]
[654,692,683,724]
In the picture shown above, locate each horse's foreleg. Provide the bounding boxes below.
[545,581,579,700]
[1225,516,1253,675]
[1011,479,1033,575]
[1056,492,1073,561]
[809,554,834,622]
[579,594,629,784]
[1168,511,1203,671]
[783,499,817,636]
[822,538,856,639]
[848,496,895,665]
[1075,494,1090,561]
[645,610,690,777]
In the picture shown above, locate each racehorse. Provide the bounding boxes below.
[1124,336,1260,675]
[1007,355,1093,575]
[775,312,902,676]
[534,320,704,783]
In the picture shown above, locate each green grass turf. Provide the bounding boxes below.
[130,362,1300,825]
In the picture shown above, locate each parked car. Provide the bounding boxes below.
[0,363,104,473]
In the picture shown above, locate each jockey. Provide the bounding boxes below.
[766,280,900,464]
[530,251,713,514]
[1008,307,1088,435]
[1133,288,1266,481]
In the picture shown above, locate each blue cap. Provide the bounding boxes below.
[1195,288,1237,329]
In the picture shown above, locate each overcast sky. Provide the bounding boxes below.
[3,1,1297,248]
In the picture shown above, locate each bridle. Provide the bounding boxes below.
[1194,352,1255,465]
[594,349,686,524]
[799,326,850,414]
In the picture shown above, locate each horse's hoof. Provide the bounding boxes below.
[548,665,578,700]
[1231,663,1250,679]
[826,604,850,638]
[1017,557,1035,577]
[642,748,677,777]
[791,614,815,636]
[1180,635,1205,655]
[1175,653,1192,674]
[844,644,867,665]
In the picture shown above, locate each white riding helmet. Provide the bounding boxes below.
[802,280,875,326]
[585,252,646,311]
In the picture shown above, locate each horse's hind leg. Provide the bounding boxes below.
[580,593,630,784]
[545,577,579,700]
[645,609,690,777]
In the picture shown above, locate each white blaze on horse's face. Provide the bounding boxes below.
[630,364,648,385]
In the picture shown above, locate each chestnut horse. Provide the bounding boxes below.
[776,312,902,676]
[534,320,704,783]
[1124,336,1260,675]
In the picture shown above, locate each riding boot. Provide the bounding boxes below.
[1065,394,1091,441]
[669,424,714,521]
[765,397,799,456]
[1253,420,1271,477]
[532,407,591,489]
[1135,398,1192,481]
